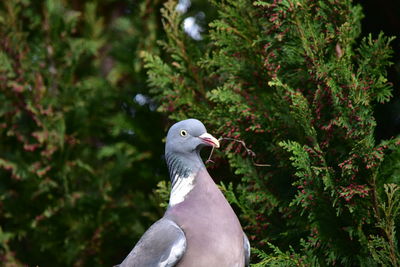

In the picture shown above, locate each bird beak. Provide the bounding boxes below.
[199,133,220,148]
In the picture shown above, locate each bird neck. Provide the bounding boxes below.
[165,151,204,206]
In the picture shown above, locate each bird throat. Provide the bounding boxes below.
[165,152,202,206]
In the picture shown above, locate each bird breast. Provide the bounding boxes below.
[165,169,245,267]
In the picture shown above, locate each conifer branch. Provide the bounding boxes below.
[206,137,271,167]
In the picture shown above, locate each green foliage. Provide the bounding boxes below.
[0,0,166,266]
[368,184,400,267]
[251,243,306,267]
[153,180,172,208]
[143,0,399,266]
[1,0,398,266]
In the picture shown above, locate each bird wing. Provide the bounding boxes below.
[243,233,251,267]
[117,218,186,267]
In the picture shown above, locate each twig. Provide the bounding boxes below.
[205,137,271,167]
[205,145,216,164]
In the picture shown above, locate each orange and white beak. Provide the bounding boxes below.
[198,133,220,148]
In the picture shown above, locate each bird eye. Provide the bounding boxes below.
[180,130,187,137]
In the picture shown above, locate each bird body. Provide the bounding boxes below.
[165,168,245,267]
[117,119,249,267]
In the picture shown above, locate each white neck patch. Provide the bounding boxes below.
[169,173,195,206]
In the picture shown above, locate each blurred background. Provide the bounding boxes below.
[0,0,399,266]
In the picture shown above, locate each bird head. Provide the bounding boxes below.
[165,119,219,157]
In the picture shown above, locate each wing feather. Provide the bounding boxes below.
[118,218,186,267]
[243,233,251,267]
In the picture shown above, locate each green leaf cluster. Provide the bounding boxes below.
[143,0,399,265]
[0,0,166,266]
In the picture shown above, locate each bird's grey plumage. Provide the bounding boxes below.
[244,233,251,266]
[117,119,250,267]
[118,219,186,267]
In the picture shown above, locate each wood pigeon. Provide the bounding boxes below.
[116,119,250,267]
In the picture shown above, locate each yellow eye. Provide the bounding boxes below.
[180,130,188,137]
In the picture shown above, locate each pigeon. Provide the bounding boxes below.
[117,118,250,267]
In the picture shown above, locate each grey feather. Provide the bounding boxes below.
[244,233,251,267]
[118,218,186,267]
